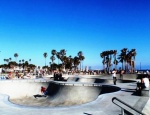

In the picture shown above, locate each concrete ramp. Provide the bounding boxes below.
[0,79,121,107]
[45,84,102,106]
[0,80,102,107]
[0,80,49,99]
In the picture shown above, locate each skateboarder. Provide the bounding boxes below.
[34,86,48,98]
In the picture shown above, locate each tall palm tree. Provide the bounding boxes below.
[128,49,136,73]
[118,48,128,71]
[19,60,22,67]
[50,55,55,70]
[29,59,31,64]
[131,49,136,72]
[5,59,9,64]
[14,53,18,63]
[9,58,12,62]
[43,52,48,66]
[68,55,73,70]
[22,59,24,63]
[4,59,6,63]
[100,52,106,71]
[22,59,24,69]
[60,49,67,71]
[51,49,57,56]
[113,50,118,70]
[51,49,57,70]
[78,51,84,71]
[73,56,80,71]
[56,52,61,65]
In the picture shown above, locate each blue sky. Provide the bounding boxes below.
[0,0,150,70]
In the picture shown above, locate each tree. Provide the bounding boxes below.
[100,50,118,73]
[22,59,25,69]
[51,49,57,56]
[118,48,128,71]
[59,49,67,71]
[56,52,61,64]
[131,49,136,72]
[29,59,31,64]
[51,49,57,70]
[78,51,85,71]
[113,50,118,70]
[14,53,18,62]
[50,55,55,70]
[100,52,106,71]
[43,52,48,66]
[127,49,136,73]
[9,58,12,62]
[73,56,80,71]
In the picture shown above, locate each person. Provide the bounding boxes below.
[112,69,117,85]
[54,71,58,80]
[133,76,149,96]
[133,81,142,96]
[146,70,149,75]
[41,86,48,95]
[57,71,63,80]
[142,76,149,88]
[34,86,48,98]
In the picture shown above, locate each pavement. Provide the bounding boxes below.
[0,74,149,115]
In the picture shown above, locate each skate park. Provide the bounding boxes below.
[0,74,149,115]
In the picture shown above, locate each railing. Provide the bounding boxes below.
[112,97,146,115]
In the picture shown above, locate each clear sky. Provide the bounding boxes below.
[0,0,150,70]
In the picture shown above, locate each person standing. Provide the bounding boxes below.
[112,69,117,85]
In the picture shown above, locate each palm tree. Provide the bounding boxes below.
[43,52,48,66]
[22,59,24,63]
[68,55,73,70]
[9,58,12,62]
[4,59,7,64]
[5,59,9,64]
[113,50,118,70]
[100,51,110,73]
[51,49,57,56]
[14,53,18,62]
[22,59,25,69]
[60,49,67,71]
[51,49,57,70]
[73,56,80,71]
[19,60,22,67]
[100,52,105,71]
[78,51,85,71]
[56,52,61,64]
[29,59,31,64]
[131,49,136,72]
[118,48,128,71]
[128,49,136,73]
[50,55,55,70]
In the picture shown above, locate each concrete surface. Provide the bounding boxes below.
[0,74,149,115]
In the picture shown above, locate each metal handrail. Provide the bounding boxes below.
[112,97,146,115]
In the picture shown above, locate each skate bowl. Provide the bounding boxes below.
[68,77,136,84]
[0,78,122,107]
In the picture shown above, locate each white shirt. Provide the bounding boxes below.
[143,78,149,88]
[112,70,116,77]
